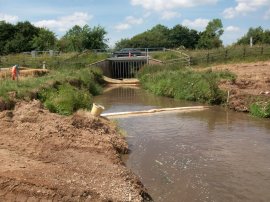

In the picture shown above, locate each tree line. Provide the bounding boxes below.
[0,21,108,55]
[1,19,270,55]
[116,19,224,50]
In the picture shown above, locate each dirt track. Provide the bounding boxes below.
[0,100,151,201]
[212,61,270,112]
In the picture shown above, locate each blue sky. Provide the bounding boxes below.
[1,0,270,47]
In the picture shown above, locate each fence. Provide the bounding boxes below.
[188,45,270,66]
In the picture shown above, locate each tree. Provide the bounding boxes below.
[0,21,16,54]
[197,19,224,49]
[61,25,108,52]
[114,24,200,49]
[86,26,108,49]
[2,21,40,53]
[115,38,132,50]
[237,27,266,45]
[32,28,56,50]
[169,25,199,49]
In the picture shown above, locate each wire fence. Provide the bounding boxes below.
[1,45,269,71]
[188,45,270,66]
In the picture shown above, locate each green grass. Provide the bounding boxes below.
[184,45,270,67]
[39,83,92,115]
[0,51,109,70]
[138,64,233,104]
[0,63,104,115]
[250,102,270,118]
[150,50,182,61]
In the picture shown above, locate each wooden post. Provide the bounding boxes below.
[207,52,210,63]
[261,46,264,55]
[227,90,230,104]
[243,47,246,58]
[225,49,228,61]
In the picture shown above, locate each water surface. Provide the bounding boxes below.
[95,87,270,202]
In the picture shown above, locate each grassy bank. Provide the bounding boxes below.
[0,53,105,115]
[138,64,236,105]
[250,101,270,118]
[0,67,103,114]
[0,51,109,69]
[149,45,270,67]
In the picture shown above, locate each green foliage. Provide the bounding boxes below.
[150,51,182,61]
[0,21,108,55]
[0,21,40,54]
[0,61,104,115]
[115,24,200,49]
[250,102,270,118]
[39,83,92,115]
[169,25,199,49]
[32,28,56,50]
[0,51,109,70]
[197,19,224,49]
[237,27,270,45]
[60,25,108,52]
[184,45,270,66]
[138,64,226,104]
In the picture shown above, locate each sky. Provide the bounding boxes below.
[1,0,270,47]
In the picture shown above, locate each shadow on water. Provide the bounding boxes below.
[94,86,270,202]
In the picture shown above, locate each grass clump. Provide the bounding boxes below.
[250,102,270,118]
[39,83,92,116]
[150,51,181,61]
[0,67,104,114]
[138,64,232,104]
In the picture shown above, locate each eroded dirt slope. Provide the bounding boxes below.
[213,61,270,111]
[0,100,151,201]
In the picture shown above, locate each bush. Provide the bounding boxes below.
[138,64,227,104]
[39,83,92,115]
[250,102,270,118]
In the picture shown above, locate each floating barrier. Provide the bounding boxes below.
[102,106,208,118]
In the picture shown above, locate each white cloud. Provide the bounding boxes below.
[143,12,152,18]
[225,26,240,32]
[182,18,209,30]
[131,0,218,11]
[223,0,270,19]
[264,8,270,19]
[161,11,181,20]
[114,23,131,31]
[34,12,93,32]
[0,13,18,23]
[114,16,144,31]
[125,16,143,25]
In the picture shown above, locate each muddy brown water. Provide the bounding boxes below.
[94,87,270,202]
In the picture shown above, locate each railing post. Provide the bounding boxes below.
[207,52,210,63]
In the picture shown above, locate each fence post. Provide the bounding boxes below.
[261,46,264,55]
[225,49,228,61]
[207,52,210,63]
[243,47,246,58]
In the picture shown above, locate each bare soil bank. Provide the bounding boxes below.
[212,61,270,112]
[0,100,151,201]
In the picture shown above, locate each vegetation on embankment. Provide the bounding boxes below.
[138,64,236,105]
[0,66,104,115]
[0,51,109,69]
[150,45,270,67]
[250,101,270,118]
[0,51,109,114]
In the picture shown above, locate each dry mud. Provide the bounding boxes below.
[212,61,270,112]
[0,100,151,201]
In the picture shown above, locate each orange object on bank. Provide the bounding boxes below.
[11,65,17,80]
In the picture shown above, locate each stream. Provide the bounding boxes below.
[94,86,270,202]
